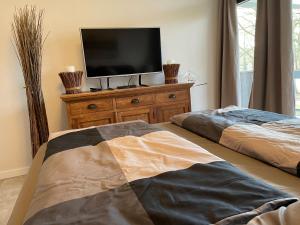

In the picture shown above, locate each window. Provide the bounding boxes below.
[237,0,257,107]
[238,0,300,115]
[293,0,300,116]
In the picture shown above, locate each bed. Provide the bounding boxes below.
[171,106,300,177]
[8,121,300,225]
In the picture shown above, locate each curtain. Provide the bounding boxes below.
[217,0,241,108]
[250,0,295,115]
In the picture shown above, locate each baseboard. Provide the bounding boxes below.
[0,167,29,180]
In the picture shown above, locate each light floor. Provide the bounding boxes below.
[0,176,26,225]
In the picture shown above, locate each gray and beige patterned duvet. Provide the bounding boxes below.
[171,106,300,177]
[23,121,298,225]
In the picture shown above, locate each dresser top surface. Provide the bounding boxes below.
[61,83,193,102]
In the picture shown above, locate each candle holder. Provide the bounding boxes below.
[59,71,83,94]
[163,64,180,84]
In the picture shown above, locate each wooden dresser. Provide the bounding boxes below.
[61,83,193,129]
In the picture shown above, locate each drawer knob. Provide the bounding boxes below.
[169,94,176,99]
[87,104,97,110]
[131,98,140,105]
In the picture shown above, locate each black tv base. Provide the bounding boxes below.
[117,85,137,89]
[90,87,102,92]
[106,77,114,90]
[116,75,148,89]
[102,75,149,91]
[138,74,148,87]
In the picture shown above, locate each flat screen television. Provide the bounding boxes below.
[80,28,162,78]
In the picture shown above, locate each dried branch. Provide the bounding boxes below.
[12,6,49,157]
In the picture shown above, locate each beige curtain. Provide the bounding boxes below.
[250,0,295,115]
[217,0,241,107]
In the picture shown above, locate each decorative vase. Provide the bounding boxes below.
[59,71,83,94]
[163,64,180,84]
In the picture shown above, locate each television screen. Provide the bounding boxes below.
[80,28,162,78]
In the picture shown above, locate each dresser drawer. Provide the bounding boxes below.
[156,90,188,104]
[69,99,113,116]
[72,112,116,128]
[116,94,155,109]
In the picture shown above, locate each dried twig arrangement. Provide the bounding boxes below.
[163,64,180,84]
[59,71,83,94]
[12,6,49,157]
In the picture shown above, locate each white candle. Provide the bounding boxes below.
[166,59,176,64]
[66,65,76,72]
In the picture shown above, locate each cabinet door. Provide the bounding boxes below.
[117,108,154,124]
[157,104,188,123]
[71,112,116,129]
[116,94,154,109]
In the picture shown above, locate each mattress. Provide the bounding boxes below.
[8,122,300,225]
[158,123,300,197]
[171,107,300,177]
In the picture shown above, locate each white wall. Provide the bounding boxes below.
[0,0,219,179]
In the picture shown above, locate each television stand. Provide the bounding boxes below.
[106,77,114,90]
[105,75,148,90]
[117,85,137,89]
[139,74,148,87]
[90,88,102,92]
[90,78,103,92]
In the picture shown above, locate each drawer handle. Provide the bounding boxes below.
[169,94,176,99]
[131,98,140,105]
[87,104,97,110]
